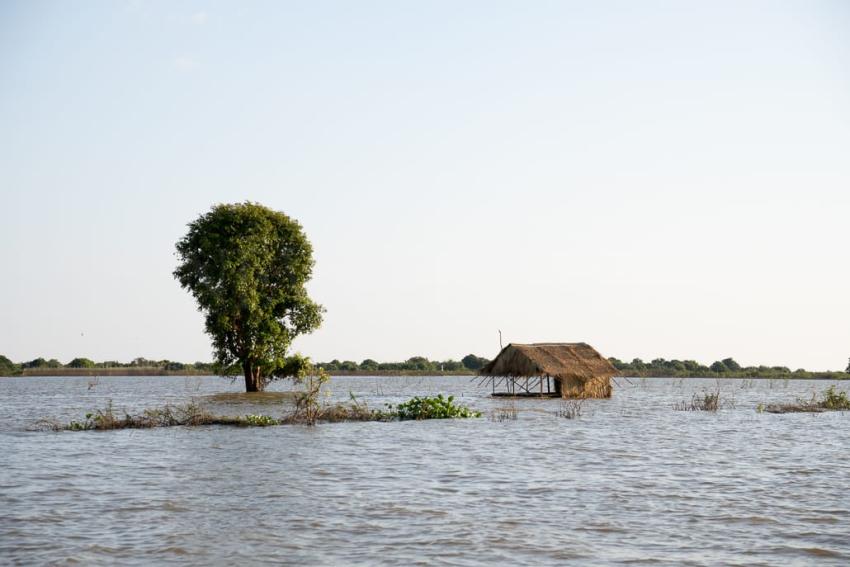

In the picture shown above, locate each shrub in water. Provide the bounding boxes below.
[820,386,850,410]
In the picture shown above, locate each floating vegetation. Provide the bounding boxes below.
[760,385,850,414]
[389,394,482,420]
[243,414,280,426]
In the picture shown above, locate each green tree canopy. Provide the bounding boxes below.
[0,355,18,376]
[461,354,489,370]
[67,357,96,368]
[22,357,48,369]
[174,202,324,392]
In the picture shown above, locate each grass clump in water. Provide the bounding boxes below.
[673,388,726,412]
[821,386,850,410]
[43,400,245,431]
[760,385,850,413]
[44,393,482,431]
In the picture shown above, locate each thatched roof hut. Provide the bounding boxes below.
[480,343,617,398]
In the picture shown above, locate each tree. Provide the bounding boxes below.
[846,358,850,373]
[461,354,488,370]
[404,356,433,371]
[67,357,96,368]
[174,202,324,392]
[710,361,727,373]
[441,359,464,372]
[22,357,48,369]
[721,357,741,372]
[0,355,18,376]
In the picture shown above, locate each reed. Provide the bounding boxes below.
[555,399,585,419]
[490,403,518,422]
[673,388,725,412]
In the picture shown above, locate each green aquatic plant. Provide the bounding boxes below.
[389,394,481,420]
[243,414,279,426]
[821,386,850,410]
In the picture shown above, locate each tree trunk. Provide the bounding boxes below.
[243,361,263,392]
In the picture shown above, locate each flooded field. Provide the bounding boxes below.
[2,375,849,565]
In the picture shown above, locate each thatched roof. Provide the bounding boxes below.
[480,343,617,380]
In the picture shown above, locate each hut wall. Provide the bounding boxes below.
[557,375,612,399]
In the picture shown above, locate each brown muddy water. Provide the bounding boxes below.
[2,375,849,566]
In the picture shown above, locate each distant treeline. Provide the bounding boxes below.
[316,354,490,374]
[3,353,848,379]
[0,356,217,376]
[0,354,492,377]
[608,357,850,380]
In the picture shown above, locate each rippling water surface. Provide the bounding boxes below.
[2,375,849,565]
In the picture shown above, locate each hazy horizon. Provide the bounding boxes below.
[3,1,849,370]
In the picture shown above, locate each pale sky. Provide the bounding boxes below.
[2,1,849,370]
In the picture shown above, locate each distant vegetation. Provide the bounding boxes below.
[1,356,220,376]
[0,354,491,377]
[4,353,849,380]
[316,354,489,374]
[609,356,849,380]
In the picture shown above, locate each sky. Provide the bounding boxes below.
[2,0,849,370]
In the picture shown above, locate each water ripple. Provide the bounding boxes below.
[1,376,850,565]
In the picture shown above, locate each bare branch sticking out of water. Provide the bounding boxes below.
[490,402,518,422]
[555,399,585,419]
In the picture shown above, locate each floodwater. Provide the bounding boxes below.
[2,375,850,566]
